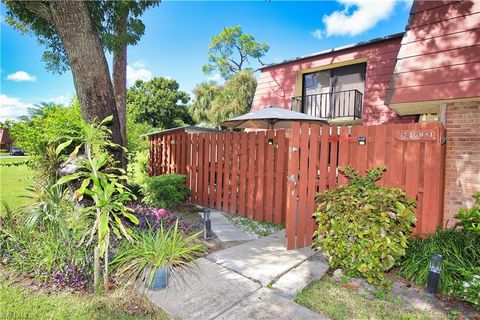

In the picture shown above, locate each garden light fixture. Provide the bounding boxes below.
[203,208,212,239]
[427,253,443,295]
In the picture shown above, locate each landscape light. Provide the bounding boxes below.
[203,208,212,239]
[427,253,443,295]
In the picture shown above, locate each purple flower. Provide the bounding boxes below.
[155,209,168,220]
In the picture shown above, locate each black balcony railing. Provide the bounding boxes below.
[291,89,363,119]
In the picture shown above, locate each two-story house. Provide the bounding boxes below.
[252,0,480,223]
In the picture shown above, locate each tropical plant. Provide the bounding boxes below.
[454,192,480,236]
[202,25,269,79]
[57,117,138,293]
[189,81,221,125]
[312,166,416,285]
[141,174,191,209]
[208,70,257,126]
[398,228,480,295]
[111,221,206,288]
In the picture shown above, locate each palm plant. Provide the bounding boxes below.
[110,221,206,289]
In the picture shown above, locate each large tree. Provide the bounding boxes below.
[202,25,269,79]
[127,77,193,129]
[4,1,158,164]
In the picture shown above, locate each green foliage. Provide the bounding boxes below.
[141,174,191,209]
[454,192,480,236]
[398,228,480,298]
[0,203,92,284]
[312,166,416,285]
[127,77,193,129]
[4,1,158,74]
[189,70,257,127]
[450,267,480,309]
[189,81,221,125]
[202,25,269,79]
[9,101,83,155]
[111,221,206,287]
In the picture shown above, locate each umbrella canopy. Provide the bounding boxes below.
[221,106,328,129]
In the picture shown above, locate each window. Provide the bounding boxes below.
[300,63,366,118]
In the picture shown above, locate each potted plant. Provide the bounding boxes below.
[111,220,206,290]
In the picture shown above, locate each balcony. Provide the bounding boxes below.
[291,89,363,120]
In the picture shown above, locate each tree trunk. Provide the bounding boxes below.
[113,9,128,169]
[47,1,123,157]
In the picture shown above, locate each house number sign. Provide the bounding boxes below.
[396,129,437,141]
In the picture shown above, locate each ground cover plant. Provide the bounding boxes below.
[398,228,480,309]
[0,277,168,320]
[225,214,283,237]
[312,166,416,285]
[295,277,439,320]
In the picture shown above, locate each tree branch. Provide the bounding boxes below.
[19,1,53,23]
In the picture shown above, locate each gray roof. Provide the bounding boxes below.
[143,125,224,137]
[259,32,404,70]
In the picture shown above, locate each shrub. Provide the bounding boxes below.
[111,221,206,287]
[449,267,480,309]
[312,166,416,285]
[454,192,480,236]
[141,174,190,209]
[398,228,480,296]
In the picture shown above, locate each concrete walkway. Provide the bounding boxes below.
[143,227,329,319]
[208,210,256,245]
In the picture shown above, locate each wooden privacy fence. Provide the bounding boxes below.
[149,129,289,224]
[148,122,446,249]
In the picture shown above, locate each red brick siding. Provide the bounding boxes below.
[443,101,480,225]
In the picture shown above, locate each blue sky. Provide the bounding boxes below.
[0,0,412,121]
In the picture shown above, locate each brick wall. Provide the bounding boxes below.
[443,101,480,226]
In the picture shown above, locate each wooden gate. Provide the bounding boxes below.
[285,122,445,249]
[148,122,446,249]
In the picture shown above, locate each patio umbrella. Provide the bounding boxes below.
[220,106,328,129]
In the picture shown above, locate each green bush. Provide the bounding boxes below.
[454,192,480,236]
[141,174,190,209]
[398,229,480,300]
[312,166,416,285]
[450,267,480,309]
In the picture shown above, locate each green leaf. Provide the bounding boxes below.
[55,139,73,155]
[57,172,83,185]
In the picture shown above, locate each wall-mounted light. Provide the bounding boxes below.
[203,208,212,239]
[427,253,443,295]
[358,136,366,146]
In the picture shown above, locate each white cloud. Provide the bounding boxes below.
[0,94,34,121]
[207,73,222,82]
[6,70,37,82]
[312,29,323,39]
[313,0,397,38]
[126,61,153,86]
[48,94,73,105]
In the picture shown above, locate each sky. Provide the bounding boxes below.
[0,0,412,122]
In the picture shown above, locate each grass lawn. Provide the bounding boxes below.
[0,157,33,215]
[295,277,439,320]
[0,278,169,320]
